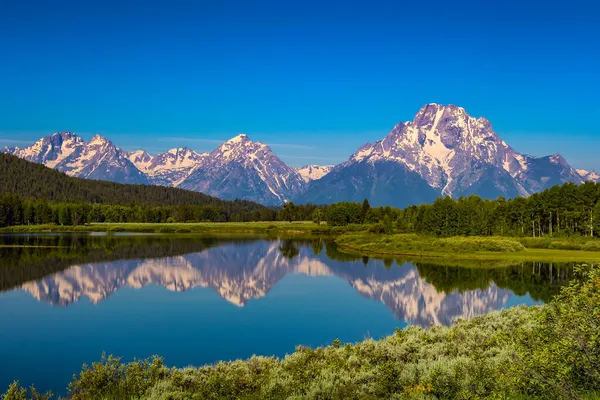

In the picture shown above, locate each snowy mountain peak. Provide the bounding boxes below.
[128,149,151,159]
[296,165,334,182]
[549,153,569,166]
[226,133,250,144]
[179,134,306,204]
[126,147,209,187]
[341,104,583,199]
[577,169,600,183]
[211,134,270,162]
[52,131,80,140]
[88,134,111,146]
[166,147,197,156]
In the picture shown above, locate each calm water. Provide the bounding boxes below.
[0,234,573,395]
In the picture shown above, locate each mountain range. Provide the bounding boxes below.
[3,104,597,207]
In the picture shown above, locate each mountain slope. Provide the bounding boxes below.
[294,159,438,207]
[179,134,306,205]
[0,152,265,209]
[5,132,148,184]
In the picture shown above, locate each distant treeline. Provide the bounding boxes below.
[0,194,280,226]
[302,181,600,237]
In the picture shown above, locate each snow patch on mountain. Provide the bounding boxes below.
[128,147,209,187]
[577,169,600,183]
[296,165,333,182]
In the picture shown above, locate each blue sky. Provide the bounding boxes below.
[1,0,599,169]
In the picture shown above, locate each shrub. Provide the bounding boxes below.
[1,382,52,400]
[512,266,600,397]
[582,241,600,251]
[369,223,385,234]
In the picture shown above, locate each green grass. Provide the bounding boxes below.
[336,233,600,263]
[0,221,369,235]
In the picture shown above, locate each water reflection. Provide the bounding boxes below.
[0,235,574,327]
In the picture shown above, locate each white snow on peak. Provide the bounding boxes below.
[296,165,333,182]
[577,169,600,182]
[89,134,108,146]
[227,134,249,144]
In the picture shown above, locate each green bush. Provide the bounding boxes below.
[1,382,52,400]
[582,241,600,251]
[369,223,385,234]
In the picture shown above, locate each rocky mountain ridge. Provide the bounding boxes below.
[3,104,594,206]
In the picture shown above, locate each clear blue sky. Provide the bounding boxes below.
[1,0,599,169]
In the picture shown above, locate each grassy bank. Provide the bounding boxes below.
[336,233,600,263]
[5,267,599,400]
[0,221,367,235]
[6,223,600,263]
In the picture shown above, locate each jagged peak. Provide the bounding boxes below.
[166,147,204,158]
[51,131,79,139]
[226,133,251,144]
[417,103,466,114]
[89,134,110,145]
[129,149,150,157]
[549,153,569,167]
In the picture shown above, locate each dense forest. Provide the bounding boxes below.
[0,153,275,224]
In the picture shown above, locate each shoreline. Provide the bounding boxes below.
[4,223,600,263]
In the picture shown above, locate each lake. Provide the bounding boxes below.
[0,234,572,395]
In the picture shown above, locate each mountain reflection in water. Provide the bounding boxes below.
[1,235,573,327]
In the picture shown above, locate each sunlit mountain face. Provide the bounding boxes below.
[4,236,572,327]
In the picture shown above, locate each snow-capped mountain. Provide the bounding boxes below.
[296,165,333,182]
[127,147,209,187]
[297,104,585,207]
[577,169,600,183]
[1,105,593,206]
[3,132,148,184]
[178,134,306,205]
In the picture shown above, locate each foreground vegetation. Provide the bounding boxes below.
[4,266,599,399]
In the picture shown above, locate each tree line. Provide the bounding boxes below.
[0,194,278,226]
[282,181,600,237]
